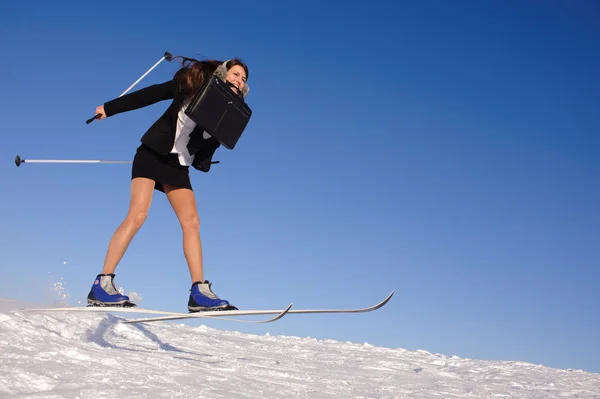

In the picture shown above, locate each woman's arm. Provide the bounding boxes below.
[98,79,178,118]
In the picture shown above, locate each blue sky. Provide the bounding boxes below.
[1,0,599,373]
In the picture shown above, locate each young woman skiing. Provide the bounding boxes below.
[86,56,250,311]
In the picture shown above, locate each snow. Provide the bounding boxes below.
[1,298,599,398]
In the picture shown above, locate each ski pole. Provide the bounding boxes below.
[15,155,131,167]
[85,50,174,124]
[14,155,219,167]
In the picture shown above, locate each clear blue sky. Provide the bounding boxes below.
[1,0,598,373]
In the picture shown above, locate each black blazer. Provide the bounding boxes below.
[103,79,221,172]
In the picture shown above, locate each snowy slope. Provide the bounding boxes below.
[1,298,599,398]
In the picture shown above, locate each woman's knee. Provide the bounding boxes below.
[180,214,200,231]
[125,210,148,229]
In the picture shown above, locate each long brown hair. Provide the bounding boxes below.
[172,56,221,95]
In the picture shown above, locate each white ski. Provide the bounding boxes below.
[122,290,394,324]
[22,303,295,324]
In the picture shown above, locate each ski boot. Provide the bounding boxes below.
[87,274,136,307]
[188,280,237,312]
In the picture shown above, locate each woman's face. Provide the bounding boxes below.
[226,65,247,94]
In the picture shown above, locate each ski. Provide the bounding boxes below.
[120,290,394,324]
[21,303,295,324]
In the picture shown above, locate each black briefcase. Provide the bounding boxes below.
[185,75,252,150]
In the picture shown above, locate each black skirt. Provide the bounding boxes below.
[131,144,192,193]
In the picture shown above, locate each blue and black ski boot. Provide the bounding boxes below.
[87,274,136,307]
[188,280,237,312]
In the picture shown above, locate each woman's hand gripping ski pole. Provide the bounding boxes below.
[85,51,173,124]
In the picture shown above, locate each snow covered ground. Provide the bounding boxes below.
[1,298,599,399]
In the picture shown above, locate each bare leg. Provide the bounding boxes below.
[101,177,155,274]
[163,184,204,282]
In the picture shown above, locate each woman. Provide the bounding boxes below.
[86,56,250,311]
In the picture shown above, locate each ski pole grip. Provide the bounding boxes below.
[86,113,102,124]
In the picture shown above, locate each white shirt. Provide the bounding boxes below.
[170,103,196,165]
[171,104,213,166]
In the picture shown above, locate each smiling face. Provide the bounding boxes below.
[226,65,247,94]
